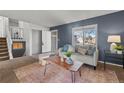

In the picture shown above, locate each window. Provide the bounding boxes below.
[72,24,97,47]
[83,28,96,45]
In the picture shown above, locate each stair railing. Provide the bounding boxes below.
[6,30,13,59]
[4,17,13,59]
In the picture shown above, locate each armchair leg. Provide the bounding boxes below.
[94,66,96,70]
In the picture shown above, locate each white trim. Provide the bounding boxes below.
[51,30,58,32]
[72,24,97,31]
[98,61,123,67]
[30,23,49,31]
[51,30,58,52]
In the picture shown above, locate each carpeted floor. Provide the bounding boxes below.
[14,62,119,83]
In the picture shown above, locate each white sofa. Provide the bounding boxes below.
[58,44,98,70]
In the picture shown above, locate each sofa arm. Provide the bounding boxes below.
[93,49,99,66]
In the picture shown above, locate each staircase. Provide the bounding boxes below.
[0,37,9,61]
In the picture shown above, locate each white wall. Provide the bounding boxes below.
[23,22,50,56]
[23,22,31,56]
[0,16,6,37]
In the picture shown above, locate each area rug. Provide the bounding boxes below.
[14,63,119,83]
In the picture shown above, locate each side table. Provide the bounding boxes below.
[104,50,124,70]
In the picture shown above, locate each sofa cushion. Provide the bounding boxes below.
[71,53,93,65]
[75,45,96,56]
[87,45,96,56]
[75,45,89,55]
[77,47,87,55]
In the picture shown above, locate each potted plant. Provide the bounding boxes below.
[114,45,124,54]
[64,51,73,64]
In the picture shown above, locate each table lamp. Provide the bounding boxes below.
[107,35,121,53]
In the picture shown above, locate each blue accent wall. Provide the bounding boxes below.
[50,11,124,65]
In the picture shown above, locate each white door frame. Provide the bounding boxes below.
[51,30,58,52]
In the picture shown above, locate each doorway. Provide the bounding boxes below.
[51,30,58,53]
[32,30,42,55]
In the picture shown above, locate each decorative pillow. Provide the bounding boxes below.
[77,47,87,55]
[62,45,69,52]
[75,45,96,56]
[87,46,96,56]
[75,45,79,52]
[82,45,88,49]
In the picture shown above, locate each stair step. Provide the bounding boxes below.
[0,46,7,48]
[0,38,6,40]
[0,44,7,47]
[0,41,7,44]
[0,56,9,61]
[0,48,8,50]
[0,40,6,44]
[0,48,8,52]
[0,37,6,39]
[0,38,6,41]
[0,55,9,58]
[0,43,7,45]
[0,51,8,54]
[0,37,9,61]
[0,52,8,56]
[0,46,7,49]
[0,40,6,43]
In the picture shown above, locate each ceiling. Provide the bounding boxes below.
[0,10,119,27]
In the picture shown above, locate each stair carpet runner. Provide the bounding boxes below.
[0,37,9,61]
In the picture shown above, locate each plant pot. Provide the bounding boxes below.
[66,57,73,64]
[110,49,117,53]
[117,50,122,54]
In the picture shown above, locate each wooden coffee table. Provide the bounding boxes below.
[44,56,84,83]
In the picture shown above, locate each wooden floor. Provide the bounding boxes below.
[97,62,124,83]
[1,55,123,83]
[45,55,124,82]
[14,56,124,83]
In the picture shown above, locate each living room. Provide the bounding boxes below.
[0,10,124,83]
[1,0,124,92]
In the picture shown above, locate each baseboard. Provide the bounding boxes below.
[98,61,123,67]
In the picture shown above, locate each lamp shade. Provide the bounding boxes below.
[107,35,121,43]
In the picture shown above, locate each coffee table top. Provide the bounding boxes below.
[69,61,84,71]
[46,56,83,72]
